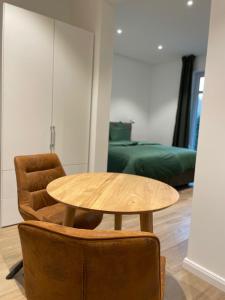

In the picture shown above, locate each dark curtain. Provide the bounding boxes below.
[173,55,195,148]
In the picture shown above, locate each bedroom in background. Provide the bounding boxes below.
[108,0,211,186]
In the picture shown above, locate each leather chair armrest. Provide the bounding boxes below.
[21,220,158,239]
[20,205,42,221]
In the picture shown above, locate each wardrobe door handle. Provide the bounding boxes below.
[50,126,56,152]
[52,126,56,152]
[50,126,53,152]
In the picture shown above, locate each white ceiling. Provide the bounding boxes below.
[112,0,211,64]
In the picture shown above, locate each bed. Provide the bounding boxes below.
[107,123,196,186]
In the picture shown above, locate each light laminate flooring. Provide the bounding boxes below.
[0,188,225,300]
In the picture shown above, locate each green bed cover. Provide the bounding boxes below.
[107,141,196,181]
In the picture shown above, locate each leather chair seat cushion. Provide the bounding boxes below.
[37,203,103,230]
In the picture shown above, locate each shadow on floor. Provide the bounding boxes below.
[14,268,25,296]
[11,269,224,300]
[165,273,187,300]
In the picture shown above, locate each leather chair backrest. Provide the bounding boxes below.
[19,221,162,300]
[14,154,65,213]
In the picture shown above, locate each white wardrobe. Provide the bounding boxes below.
[1,4,94,226]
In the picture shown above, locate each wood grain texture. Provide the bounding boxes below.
[1,188,225,299]
[47,173,179,214]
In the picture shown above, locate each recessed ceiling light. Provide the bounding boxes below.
[187,0,194,7]
[117,29,123,35]
[158,45,163,50]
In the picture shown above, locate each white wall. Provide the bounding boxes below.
[90,1,114,171]
[110,54,152,140]
[71,0,114,172]
[111,54,205,144]
[184,0,225,292]
[148,60,182,145]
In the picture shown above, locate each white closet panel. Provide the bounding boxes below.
[1,4,94,227]
[52,20,94,167]
[1,4,54,226]
[1,4,54,170]
[0,171,21,226]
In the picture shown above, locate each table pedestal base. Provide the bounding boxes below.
[63,206,76,227]
[63,208,153,233]
[115,214,122,230]
[113,212,154,233]
[140,212,153,232]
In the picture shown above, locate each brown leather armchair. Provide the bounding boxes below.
[19,221,166,300]
[6,153,103,279]
[14,153,102,228]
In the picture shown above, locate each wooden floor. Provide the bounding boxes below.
[0,188,225,300]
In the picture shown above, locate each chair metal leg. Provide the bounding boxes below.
[6,260,23,280]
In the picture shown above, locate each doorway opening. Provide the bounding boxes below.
[189,72,205,150]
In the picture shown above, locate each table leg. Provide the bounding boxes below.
[115,214,122,230]
[63,206,76,227]
[140,212,153,232]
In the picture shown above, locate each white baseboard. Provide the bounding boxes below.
[183,258,225,293]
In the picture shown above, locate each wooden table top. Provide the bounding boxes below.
[47,172,179,214]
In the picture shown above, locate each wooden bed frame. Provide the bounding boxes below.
[162,169,195,187]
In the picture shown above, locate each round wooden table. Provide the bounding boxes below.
[47,172,179,232]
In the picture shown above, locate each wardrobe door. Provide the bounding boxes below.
[1,4,54,226]
[2,4,54,170]
[52,20,94,171]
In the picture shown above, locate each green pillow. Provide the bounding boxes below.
[109,122,132,141]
